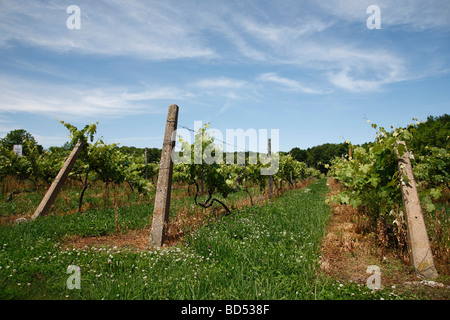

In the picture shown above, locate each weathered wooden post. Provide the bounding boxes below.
[268,138,273,198]
[31,140,84,220]
[396,141,438,279]
[144,147,148,180]
[149,104,179,247]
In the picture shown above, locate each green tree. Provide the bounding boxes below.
[306,143,348,173]
[408,114,449,156]
[146,147,161,163]
[289,147,307,162]
[0,129,43,155]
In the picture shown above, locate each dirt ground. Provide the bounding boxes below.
[320,178,450,299]
[64,228,152,251]
[62,180,313,251]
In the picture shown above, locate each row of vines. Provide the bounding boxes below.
[327,119,449,262]
[0,121,322,215]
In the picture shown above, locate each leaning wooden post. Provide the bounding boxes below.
[396,141,438,279]
[31,140,85,220]
[149,104,179,247]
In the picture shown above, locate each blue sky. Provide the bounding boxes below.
[0,0,449,153]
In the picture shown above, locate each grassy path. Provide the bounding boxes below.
[0,179,401,299]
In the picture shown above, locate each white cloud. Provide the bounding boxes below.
[193,78,247,89]
[188,77,262,103]
[0,76,192,118]
[328,69,383,92]
[0,0,216,60]
[0,0,447,97]
[204,6,413,92]
[317,45,411,92]
[240,18,333,45]
[257,73,328,94]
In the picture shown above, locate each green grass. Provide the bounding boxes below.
[0,179,406,300]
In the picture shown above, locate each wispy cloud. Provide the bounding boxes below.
[323,47,408,92]
[189,77,261,103]
[193,77,247,89]
[0,0,448,100]
[0,76,192,118]
[257,73,328,94]
[0,0,216,60]
[239,17,333,45]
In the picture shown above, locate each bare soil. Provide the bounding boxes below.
[64,228,152,251]
[63,180,314,251]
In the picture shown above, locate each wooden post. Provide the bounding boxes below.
[268,138,273,198]
[144,147,148,180]
[31,140,84,220]
[149,104,179,247]
[397,141,438,279]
